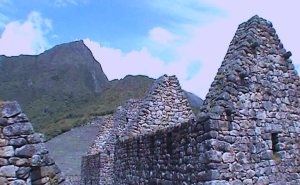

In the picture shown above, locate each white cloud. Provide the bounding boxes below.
[89,1,299,98]
[149,27,177,45]
[147,0,222,24]
[0,11,52,56]
[83,38,168,80]
[210,0,300,63]
[84,38,208,98]
[142,0,300,98]
[83,1,300,99]
[192,0,300,97]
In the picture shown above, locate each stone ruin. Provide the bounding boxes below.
[0,101,66,185]
[81,15,300,184]
[81,74,195,184]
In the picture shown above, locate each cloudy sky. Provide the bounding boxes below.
[0,0,299,98]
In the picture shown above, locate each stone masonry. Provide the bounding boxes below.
[0,101,66,185]
[198,15,300,184]
[81,74,195,185]
[127,75,195,136]
[82,15,300,184]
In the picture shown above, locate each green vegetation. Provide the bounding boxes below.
[0,41,202,140]
[0,41,153,139]
[25,75,154,139]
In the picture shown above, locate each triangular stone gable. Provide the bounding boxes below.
[81,75,195,184]
[0,101,66,185]
[134,74,194,134]
[201,15,300,184]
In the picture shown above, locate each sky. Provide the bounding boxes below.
[0,0,299,98]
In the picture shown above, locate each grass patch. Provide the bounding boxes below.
[25,75,155,139]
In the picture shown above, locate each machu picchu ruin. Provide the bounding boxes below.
[1,15,300,185]
[80,15,300,185]
[0,101,66,184]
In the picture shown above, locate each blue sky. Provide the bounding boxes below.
[0,0,299,98]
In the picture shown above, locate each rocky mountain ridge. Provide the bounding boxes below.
[0,40,203,138]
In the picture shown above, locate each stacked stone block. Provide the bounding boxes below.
[0,101,65,185]
[81,15,300,185]
[133,74,195,135]
[81,75,195,185]
[113,15,300,185]
[200,15,300,184]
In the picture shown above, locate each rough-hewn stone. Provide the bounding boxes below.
[3,122,34,136]
[1,101,21,118]
[81,15,300,185]
[0,146,14,157]
[0,101,66,184]
[82,75,195,185]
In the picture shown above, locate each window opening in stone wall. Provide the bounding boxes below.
[271,133,279,153]
[126,143,130,158]
[30,167,42,185]
[167,132,172,155]
[225,109,233,130]
[150,135,155,155]
[137,139,140,160]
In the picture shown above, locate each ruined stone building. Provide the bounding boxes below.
[81,15,300,185]
[0,101,66,185]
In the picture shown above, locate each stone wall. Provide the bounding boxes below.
[114,99,141,138]
[80,154,100,185]
[0,101,66,185]
[114,119,212,184]
[84,115,114,185]
[200,15,300,184]
[81,75,195,185]
[87,115,114,155]
[81,15,300,185]
[128,75,195,136]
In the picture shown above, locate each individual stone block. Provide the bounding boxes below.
[282,51,292,59]
[27,133,45,144]
[31,165,61,181]
[0,138,8,147]
[0,158,8,165]
[0,146,14,157]
[16,167,31,179]
[0,118,9,126]
[0,177,8,185]
[222,152,235,163]
[3,122,34,136]
[205,150,222,163]
[0,165,18,177]
[15,143,48,157]
[9,157,30,166]
[9,138,27,147]
[1,101,22,118]
[9,179,27,185]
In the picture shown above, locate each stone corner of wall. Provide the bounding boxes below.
[0,100,66,185]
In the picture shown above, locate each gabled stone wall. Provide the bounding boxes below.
[0,101,65,185]
[132,75,194,135]
[81,15,300,185]
[114,119,210,184]
[81,75,195,185]
[199,15,300,184]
